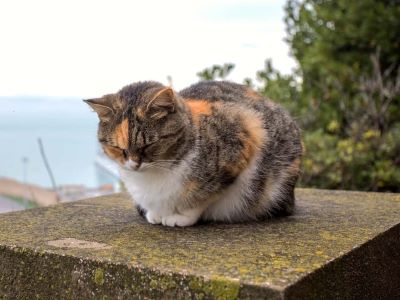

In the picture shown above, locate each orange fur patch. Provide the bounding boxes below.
[182,180,199,199]
[227,111,266,176]
[103,145,124,164]
[245,88,263,101]
[240,111,265,163]
[288,158,301,175]
[114,119,129,149]
[186,99,213,125]
[241,112,265,149]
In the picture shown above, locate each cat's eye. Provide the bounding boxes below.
[122,149,128,159]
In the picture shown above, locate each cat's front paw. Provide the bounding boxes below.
[161,214,198,227]
[145,211,162,225]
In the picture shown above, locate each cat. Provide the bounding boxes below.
[84,81,303,227]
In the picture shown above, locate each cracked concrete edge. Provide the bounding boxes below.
[0,244,281,300]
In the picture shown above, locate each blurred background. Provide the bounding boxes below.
[0,0,399,213]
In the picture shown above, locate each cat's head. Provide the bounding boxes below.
[84,81,192,171]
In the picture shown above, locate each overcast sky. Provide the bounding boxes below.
[0,0,295,98]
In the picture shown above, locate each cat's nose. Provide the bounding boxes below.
[125,159,141,170]
[126,153,142,170]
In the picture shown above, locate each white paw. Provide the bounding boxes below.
[145,211,162,225]
[161,214,198,227]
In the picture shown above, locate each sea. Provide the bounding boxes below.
[0,96,107,188]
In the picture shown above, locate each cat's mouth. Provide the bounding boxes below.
[122,159,142,171]
[121,160,160,172]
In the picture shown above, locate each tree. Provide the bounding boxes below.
[285,0,400,133]
[284,0,400,191]
[196,0,400,192]
[197,63,235,81]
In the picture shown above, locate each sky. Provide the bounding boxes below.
[0,0,295,98]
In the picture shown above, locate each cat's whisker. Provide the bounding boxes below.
[143,164,184,177]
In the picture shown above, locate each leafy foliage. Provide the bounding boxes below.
[197,63,235,81]
[197,0,400,192]
[284,0,400,191]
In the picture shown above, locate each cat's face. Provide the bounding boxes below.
[84,82,190,171]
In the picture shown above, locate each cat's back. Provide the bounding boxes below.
[179,81,294,130]
[179,81,262,104]
[180,80,302,172]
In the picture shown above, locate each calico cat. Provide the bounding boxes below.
[84,81,303,227]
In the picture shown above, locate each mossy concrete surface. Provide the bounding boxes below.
[0,189,399,299]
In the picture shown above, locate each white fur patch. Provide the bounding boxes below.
[119,151,197,219]
[120,164,184,215]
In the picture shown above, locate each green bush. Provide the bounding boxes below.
[197,0,400,192]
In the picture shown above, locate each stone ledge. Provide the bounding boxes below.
[0,189,399,299]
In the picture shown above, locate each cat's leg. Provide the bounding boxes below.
[145,210,162,225]
[136,205,146,218]
[269,174,298,217]
[161,206,204,227]
[269,187,295,217]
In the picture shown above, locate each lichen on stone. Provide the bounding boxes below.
[94,268,105,285]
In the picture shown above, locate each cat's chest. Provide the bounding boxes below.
[119,167,184,211]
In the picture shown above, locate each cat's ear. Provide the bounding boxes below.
[146,87,176,119]
[83,97,115,121]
